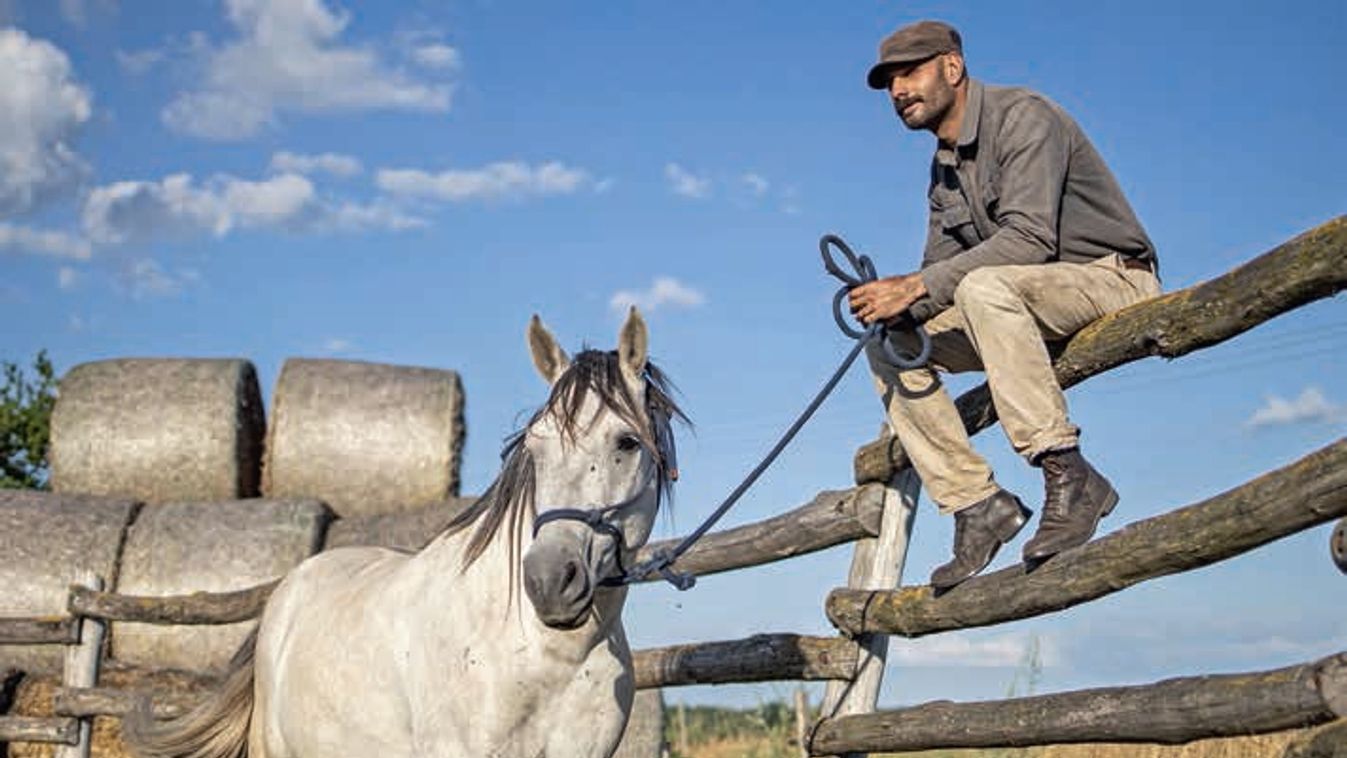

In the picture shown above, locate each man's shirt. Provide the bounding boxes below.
[911,78,1157,323]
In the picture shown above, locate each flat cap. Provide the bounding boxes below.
[866,20,963,90]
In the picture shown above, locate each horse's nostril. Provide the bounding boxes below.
[561,558,591,603]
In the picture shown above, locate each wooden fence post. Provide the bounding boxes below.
[817,466,920,757]
[794,686,810,758]
[56,571,104,758]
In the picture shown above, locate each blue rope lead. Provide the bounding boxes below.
[622,233,930,590]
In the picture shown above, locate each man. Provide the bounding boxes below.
[849,20,1160,590]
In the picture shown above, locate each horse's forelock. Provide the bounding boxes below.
[439,350,687,580]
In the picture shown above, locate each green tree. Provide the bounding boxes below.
[1,350,57,489]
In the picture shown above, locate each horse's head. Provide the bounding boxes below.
[521,308,682,629]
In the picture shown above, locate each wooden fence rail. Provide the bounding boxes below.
[53,686,191,720]
[829,437,1347,637]
[808,652,1347,755]
[0,618,78,645]
[632,634,861,689]
[0,715,79,745]
[67,580,279,626]
[633,485,886,582]
[855,215,1347,485]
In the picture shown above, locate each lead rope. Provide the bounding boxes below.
[622,234,930,590]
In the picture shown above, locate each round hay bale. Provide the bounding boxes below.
[263,358,465,518]
[110,499,330,675]
[322,496,476,552]
[0,491,138,676]
[614,689,667,758]
[49,358,265,503]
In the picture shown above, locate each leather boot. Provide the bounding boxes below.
[1022,448,1119,562]
[930,490,1032,591]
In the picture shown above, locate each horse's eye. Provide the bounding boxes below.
[617,434,642,453]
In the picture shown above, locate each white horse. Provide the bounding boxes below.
[127,308,685,758]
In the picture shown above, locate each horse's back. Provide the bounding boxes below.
[252,546,419,757]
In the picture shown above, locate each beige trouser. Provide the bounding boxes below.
[867,255,1161,515]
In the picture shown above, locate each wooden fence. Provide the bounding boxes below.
[2,217,1344,756]
[0,571,107,755]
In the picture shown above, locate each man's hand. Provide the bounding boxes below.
[848,273,927,325]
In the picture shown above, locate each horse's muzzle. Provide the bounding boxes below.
[522,540,596,629]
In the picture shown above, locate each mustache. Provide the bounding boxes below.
[892,96,921,117]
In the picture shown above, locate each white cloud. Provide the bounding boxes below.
[742,172,769,196]
[322,200,427,232]
[609,276,706,314]
[890,633,1061,668]
[115,47,166,74]
[0,28,92,217]
[323,337,353,353]
[377,161,595,203]
[82,171,423,243]
[163,0,452,140]
[57,265,80,290]
[117,258,197,299]
[270,150,363,178]
[1245,386,1343,429]
[224,172,317,228]
[0,222,92,259]
[665,163,710,199]
[411,43,460,70]
[84,174,233,243]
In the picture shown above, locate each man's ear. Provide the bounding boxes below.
[943,52,966,85]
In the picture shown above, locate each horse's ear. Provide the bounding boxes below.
[618,306,648,382]
[528,314,570,386]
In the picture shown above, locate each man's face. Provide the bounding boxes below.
[886,54,956,131]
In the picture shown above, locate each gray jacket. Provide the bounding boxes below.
[911,79,1156,323]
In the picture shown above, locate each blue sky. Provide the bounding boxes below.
[1,0,1344,709]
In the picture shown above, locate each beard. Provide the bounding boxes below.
[894,83,953,132]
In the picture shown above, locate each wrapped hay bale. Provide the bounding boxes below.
[49,358,265,502]
[263,358,465,518]
[0,491,138,675]
[111,499,330,675]
[322,496,476,552]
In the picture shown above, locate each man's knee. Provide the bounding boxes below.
[952,266,1019,313]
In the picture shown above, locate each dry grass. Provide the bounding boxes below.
[3,666,213,758]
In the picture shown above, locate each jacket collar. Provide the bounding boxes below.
[936,78,983,167]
